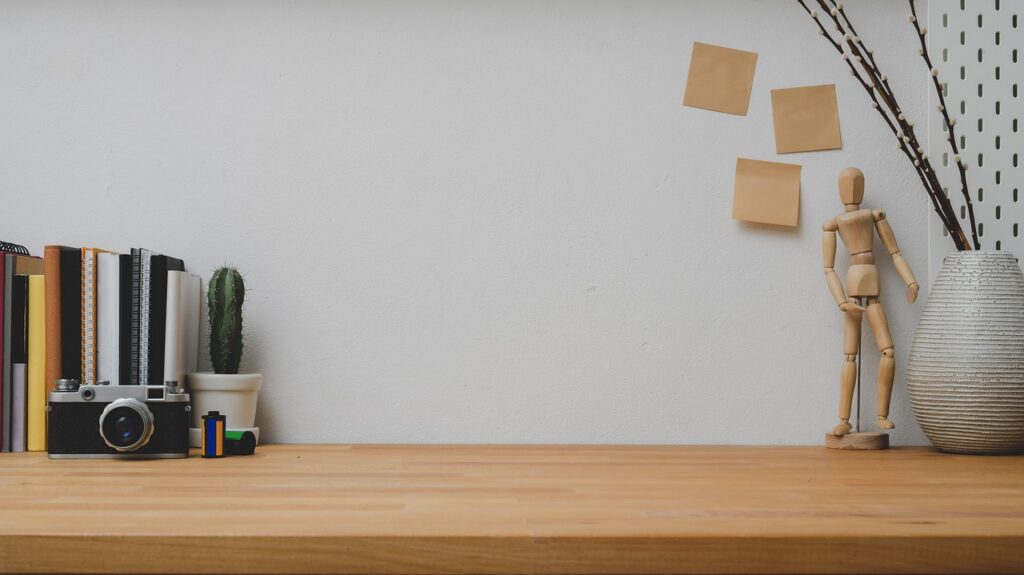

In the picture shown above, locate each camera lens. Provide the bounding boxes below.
[99,399,155,452]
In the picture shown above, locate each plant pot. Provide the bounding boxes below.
[907,251,1024,454]
[186,372,262,446]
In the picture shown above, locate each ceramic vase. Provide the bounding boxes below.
[907,251,1024,454]
[186,372,262,447]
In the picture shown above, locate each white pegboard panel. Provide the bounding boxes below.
[928,0,1023,281]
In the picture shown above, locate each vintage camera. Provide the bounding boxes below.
[48,379,191,459]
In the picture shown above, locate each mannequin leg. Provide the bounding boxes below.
[866,298,896,430]
[834,308,861,436]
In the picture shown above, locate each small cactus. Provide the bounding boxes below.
[208,266,245,374]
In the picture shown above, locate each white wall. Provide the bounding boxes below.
[0,0,933,444]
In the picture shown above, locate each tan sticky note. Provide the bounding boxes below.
[770,84,842,153]
[732,158,801,227]
[682,42,758,116]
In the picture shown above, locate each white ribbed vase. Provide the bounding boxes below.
[907,251,1024,454]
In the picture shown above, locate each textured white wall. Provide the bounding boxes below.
[0,0,933,444]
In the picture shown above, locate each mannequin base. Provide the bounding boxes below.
[824,431,890,450]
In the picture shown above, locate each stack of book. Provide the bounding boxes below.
[1,242,200,452]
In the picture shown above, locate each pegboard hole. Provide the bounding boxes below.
[996,205,1002,220]
[978,13,983,28]
[996,240,1002,250]
[996,31,1001,45]
[1015,189,1020,203]
[978,188,984,202]
[1014,223,1019,237]
[961,31,966,45]
[943,152,949,167]
[996,170,1002,184]
[960,65,966,80]
[996,100,1001,115]
[996,66,1001,80]
[978,48,984,62]
[944,13,949,27]
[944,48,949,62]
[978,118,984,132]
[978,153,984,167]
[979,222,985,237]
[996,136,1002,150]
[979,83,984,97]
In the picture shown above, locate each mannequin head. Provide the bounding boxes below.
[838,167,864,208]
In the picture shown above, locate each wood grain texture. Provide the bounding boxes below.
[1,445,1023,574]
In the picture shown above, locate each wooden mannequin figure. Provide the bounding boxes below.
[822,168,919,449]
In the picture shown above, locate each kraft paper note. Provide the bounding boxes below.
[732,158,801,227]
[683,42,758,116]
[770,84,842,153]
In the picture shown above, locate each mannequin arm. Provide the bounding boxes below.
[874,210,919,303]
[823,220,851,308]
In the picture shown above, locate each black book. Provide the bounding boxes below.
[118,253,132,386]
[147,255,184,386]
[59,248,81,382]
[11,275,28,363]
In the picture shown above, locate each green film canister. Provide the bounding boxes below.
[224,430,257,456]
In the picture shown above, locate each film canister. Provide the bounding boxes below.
[201,411,226,458]
[225,430,257,456]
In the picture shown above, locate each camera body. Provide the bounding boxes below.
[48,380,191,459]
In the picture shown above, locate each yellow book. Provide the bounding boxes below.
[27,275,46,452]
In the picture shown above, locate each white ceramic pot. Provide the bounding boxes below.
[186,372,262,431]
[907,251,1024,454]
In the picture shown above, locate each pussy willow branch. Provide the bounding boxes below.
[795,0,976,250]
[798,0,962,248]
[909,0,980,250]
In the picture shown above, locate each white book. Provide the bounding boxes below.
[164,272,201,387]
[97,253,120,385]
[184,273,201,375]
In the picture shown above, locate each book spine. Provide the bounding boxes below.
[27,275,46,451]
[97,253,119,386]
[10,275,28,452]
[139,250,151,386]
[184,274,201,375]
[81,248,97,385]
[43,246,63,394]
[59,248,81,383]
[2,256,12,452]
[129,249,141,385]
[163,271,183,387]
[10,365,26,451]
[118,254,131,385]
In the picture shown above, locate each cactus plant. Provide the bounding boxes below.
[208,266,245,374]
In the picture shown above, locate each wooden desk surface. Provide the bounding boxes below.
[1,445,1022,574]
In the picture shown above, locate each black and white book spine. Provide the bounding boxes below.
[139,249,152,386]
[129,249,141,385]
[82,248,96,385]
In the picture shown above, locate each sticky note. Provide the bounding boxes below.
[732,158,802,227]
[683,42,759,116]
[771,84,843,154]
